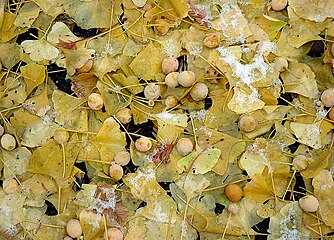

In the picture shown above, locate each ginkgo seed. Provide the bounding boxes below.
[109,163,124,181]
[321,88,334,107]
[114,151,131,166]
[176,138,193,156]
[66,219,82,238]
[63,237,73,240]
[190,82,209,101]
[88,93,104,110]
[238,115,257,132]
[164,95,178,109]
[162,57,179,74]
[331,44,334,57]
[299,195,319,212]
[165,72,180,88]
[271,0,288,11]
[53,129,70,144]
[225,184,243,202]
[104,228,124,240]
[135,137,152,152]
[144,84,160,100]
[1,134,16,151]
[177,71,196,87]
[3,178,19,194]
[115,108,132,125]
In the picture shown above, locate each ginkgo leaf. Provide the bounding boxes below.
[228,87,265,114]
[211,1,252,43]
[239,139,268,177]
[52,90,88,131]
[64,0,113,29]
[31,0,64,17]
[129,42,165,80]
[0,192,26,235]
[23,84,51,117]
[96,80,122,115]
[2,147,31,178]
[268,202,309,240]
[0,11,27,42]
[243,173,274,203]
[21,174,58,207]
[28,134,80,188]
[290,122,322,149]
[0,76,27,108]
[112,73,144,95]
[192,148,221,174]
[88,117,127,162]
[280,61,318,99]
[21,39,60,62]
[288,0,334,22]
[123,165,165,201]
[254,14,287,41]
[153,111,188,143]
[71,73,98,98]
[62,48,95,76]
[300,148,330,179]
[47,21,81,46]
[0,43,23,69]
[175,174,210,200]
[14,2,40,28]
[20,62,45,95]
[312,170,334,228]
[177,145,202,172]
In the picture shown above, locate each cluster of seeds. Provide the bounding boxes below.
[162,57,209,103]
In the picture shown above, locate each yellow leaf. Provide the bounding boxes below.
[62,48,95,76]
[280,61,318,98]
[153,111,188,143]
[288,0,334,22]
[287,7,329,48]
[88,117,127,162]
[28,134,80,188]
[0,43,23,69]
[228,87,265,114]
[313,170,334,228]
[47,21,81,45]
[0,76,27,108]
[129,42,165,80]
[211,2,252,43]
[14,2,40,28]
[300,148,330,179]
[52,90,88,131]
[2,147,31,178]
[21,39,59,62]
[290,122,322,149]
[20,62,45,95]
[254,14,287,40]
[64,0,114,29]
[112,73,144,95]
[244,173,273,202]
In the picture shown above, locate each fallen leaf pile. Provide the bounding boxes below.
[0,0,334,239]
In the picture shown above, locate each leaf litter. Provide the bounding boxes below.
[0,0,334,239]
